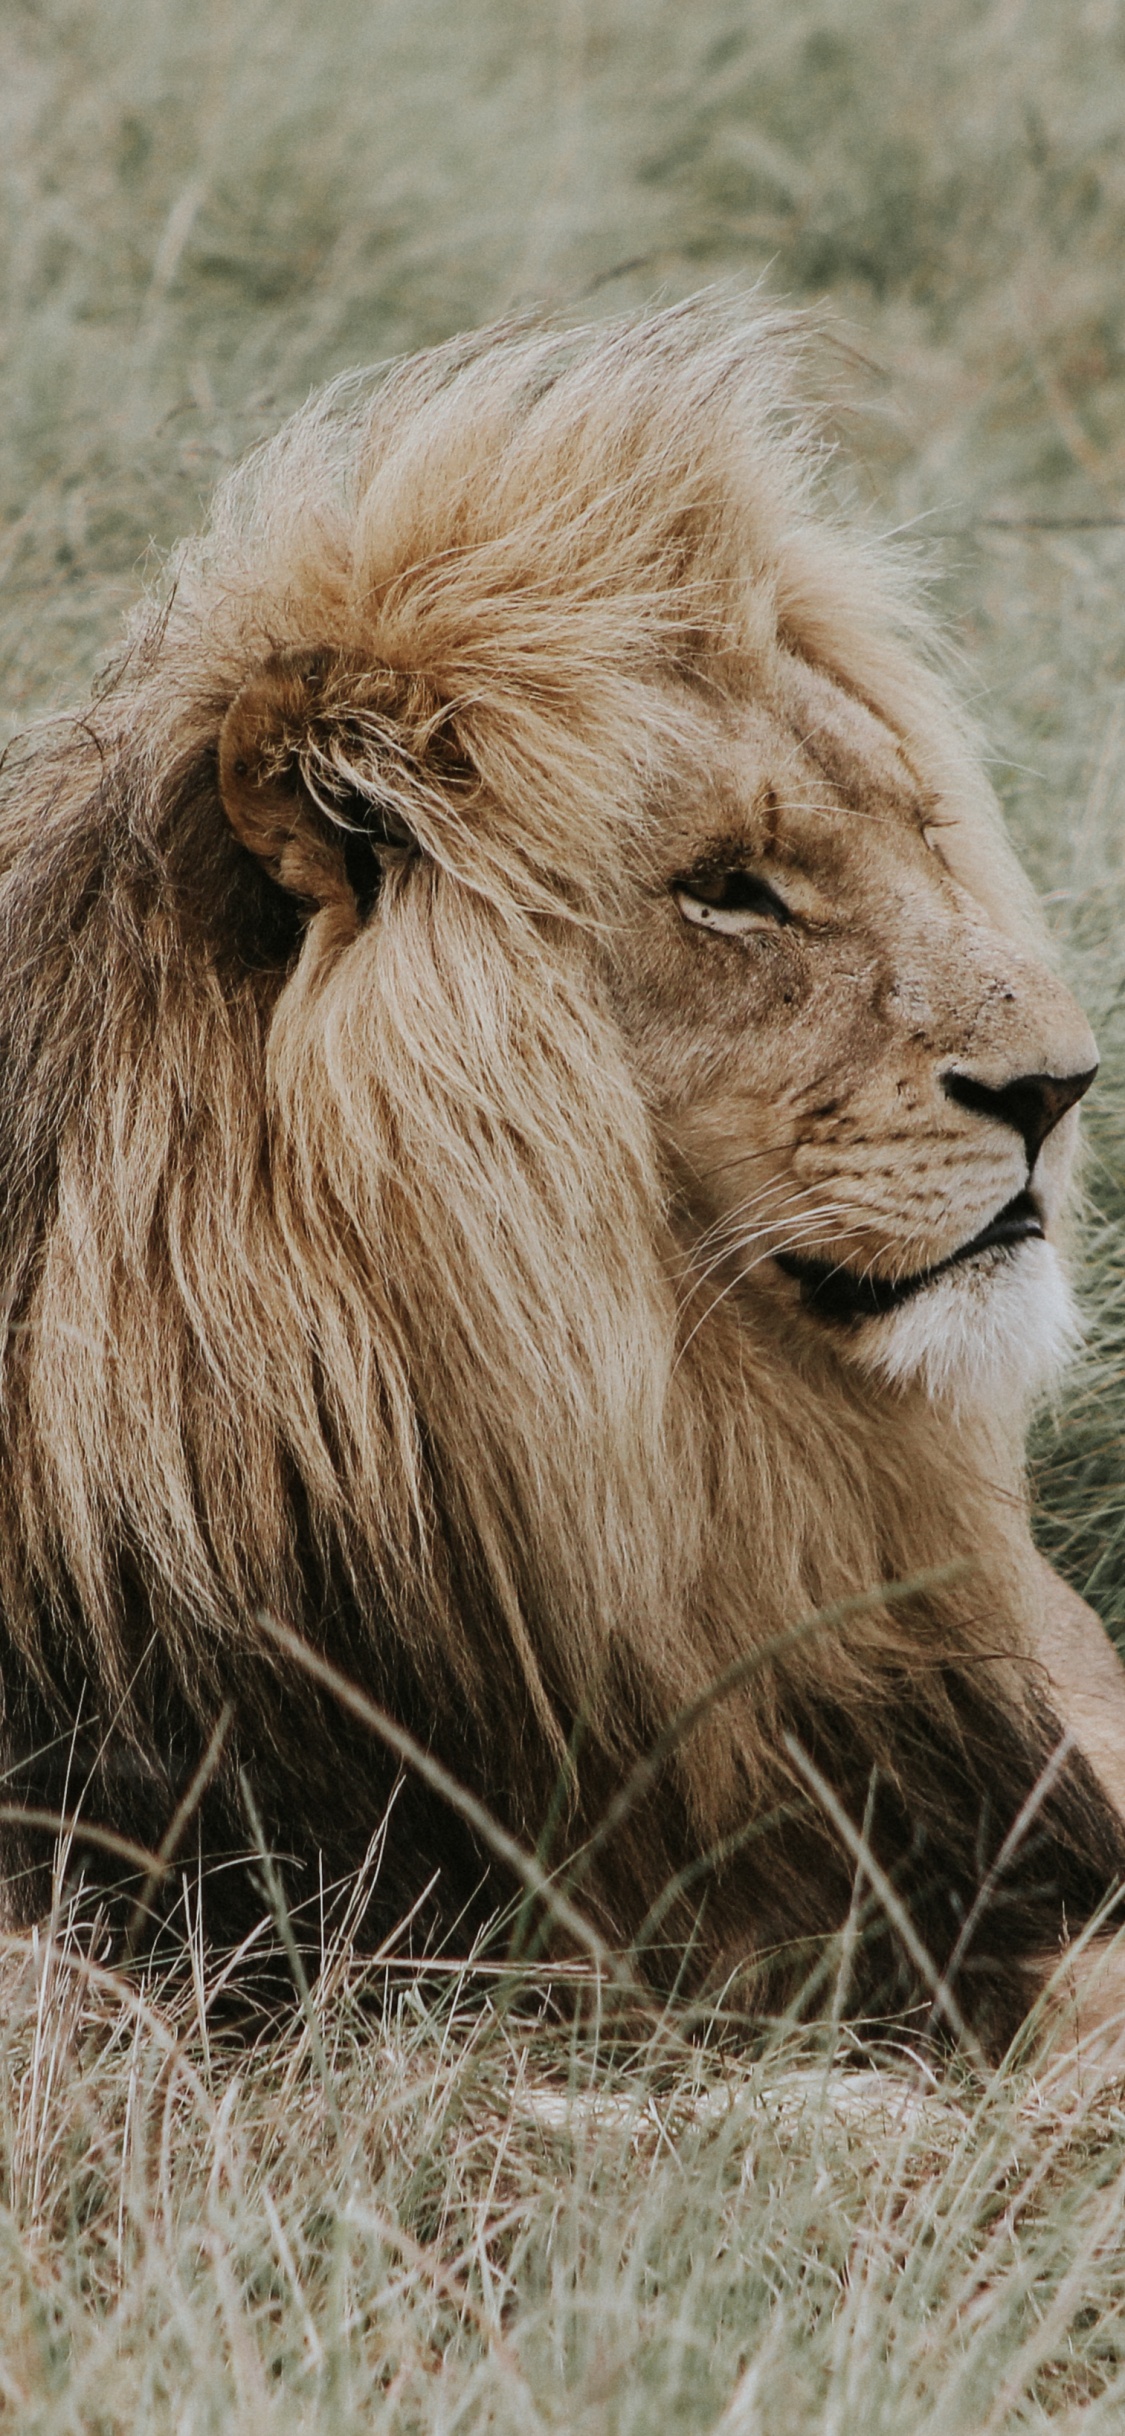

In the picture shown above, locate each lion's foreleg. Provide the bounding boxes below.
[1018,1558,1125,2085]
[1029,1550,1125,1827]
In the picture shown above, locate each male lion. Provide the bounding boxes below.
[2,303,1125,2059]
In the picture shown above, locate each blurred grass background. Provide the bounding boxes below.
[5,6,1125,2426]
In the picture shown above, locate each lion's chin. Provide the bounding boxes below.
[849,1238,1081,1414]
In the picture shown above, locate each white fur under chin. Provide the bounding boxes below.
[853,1239,1081,1414]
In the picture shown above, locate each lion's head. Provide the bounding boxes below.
[617,652,1095,1414]
[0,303,1117,2050]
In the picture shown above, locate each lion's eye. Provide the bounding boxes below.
[674,869,791,936]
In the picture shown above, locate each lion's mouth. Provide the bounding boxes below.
[774,1190,1045,1325]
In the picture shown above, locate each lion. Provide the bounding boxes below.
[3,299,1125,2060]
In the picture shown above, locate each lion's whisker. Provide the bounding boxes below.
[685,1175,849,1277]
[674,1207,860,1361]
[679,1187,856,1309]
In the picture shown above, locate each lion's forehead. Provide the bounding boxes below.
[770,653,926,809]
[688,662,928,850]
[692,688,938,915]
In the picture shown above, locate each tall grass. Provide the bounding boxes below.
[9,1898,1125,2435]
[4,1,1125,2425]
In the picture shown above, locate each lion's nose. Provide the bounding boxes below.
[942,1065,1098,1167]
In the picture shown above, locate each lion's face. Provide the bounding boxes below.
[616,650,1097,1408]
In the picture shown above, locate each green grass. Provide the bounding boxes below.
[5,0,1125,2424]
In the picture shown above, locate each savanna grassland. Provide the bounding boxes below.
[5,3,1125,2427]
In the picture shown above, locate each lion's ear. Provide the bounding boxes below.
[217,645,416,919]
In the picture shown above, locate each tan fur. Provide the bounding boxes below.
[1,301,1123,2052]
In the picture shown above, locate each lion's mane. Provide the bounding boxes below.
[0,304,1118,2048]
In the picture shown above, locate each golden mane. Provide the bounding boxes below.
[0,302,1118,2051]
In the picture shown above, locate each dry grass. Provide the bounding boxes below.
[8,1901,1125,2436]
[5,0,1125,2424]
